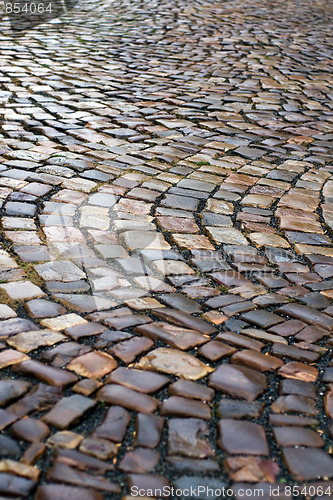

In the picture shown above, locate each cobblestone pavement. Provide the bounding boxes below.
[0,0,333,498]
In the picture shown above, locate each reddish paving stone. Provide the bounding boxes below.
[97,385,158,413]
[135,322,208,350]
[273,426,324,447]
[135,413,164,449]
[79,438,118,460]
[218,419,269,455]
[93,406,131,442]
[278,362,318,382]
[168,380,214,402]
[67,351,117,379]
[43,395,96,429]
[231,349,283,372]
[151,308,217,335]
[35,484,103,500]
[110,336,154,364]
[11,418,50,442]
[106,367,169,393]
[12,360,78,387]
[271,395,318,415]
[282,448,333,480]
[160,396,211,420]
[0,380,31,406]
[118,448,159,473]
[224,457,280,483]
[209,364,267,401]
[127,474,169,498]
[46,463,120,493]
[198,341,236,361]
[168,418,213,458]
[217,400,263,419]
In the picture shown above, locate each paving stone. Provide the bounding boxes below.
[135,322,208,350]
[273,426,324,447]
[43,395,96,429]
[93,406,131,442]
[136,347,213,380]
[168,418,213,458]
[13,360,78,387]
[209,364,267,401]
[217,400,263,419]
[66,351,117,379]
[271,395,318,415]
[282,448,333,480]
[118,448,159,473]
[96,385,159,413]
[107,367,169,393]
[11,418,50,442]
[35,484,103,500]
[218,419,269,455]
[7,330,66,353]
[224,457,279,483]
[231,350,283,372]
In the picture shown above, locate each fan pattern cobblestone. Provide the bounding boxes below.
[0,0,333,498]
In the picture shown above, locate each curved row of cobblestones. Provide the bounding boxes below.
[0,0,333,498]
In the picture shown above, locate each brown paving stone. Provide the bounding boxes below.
[54,448,114,473]
[160,396,211,420]
[7,330,66,353]
[231,349,283,372]
[135,413,164,449]
[0,350,29,369]
[0,380,31,407]
[12,360,78,387]
[168,380,214,402]
[46,462,120,493]
[151,308,217,335]
[35,484,103,500]
[217,400,263,419]
[280,379,316,399]
[168,418,213,458]
[278,362,318,382]
[79,438,118,460]
[96,384,158,413]
[106,367,169,393]
[43,395,96,429]
[136,347,213,380]
[273,426,324,447]
[47,431,83,450]
[110,336,154,364]
[218,419,269,455]
[271,395,318,415]
[282,448,333,480]
[11,418,50,442]
[224,457,280,483]
[24,299,66,318]
[198,341,236,361]
[272,342,319,362]
[209,364,267,401]
[67,351,117,379]
[118,448,159,473]
[93,406,131,442]
[21,442,46,466]
[135,322,208,350]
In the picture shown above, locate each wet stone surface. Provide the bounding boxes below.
[0,0,333,496]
